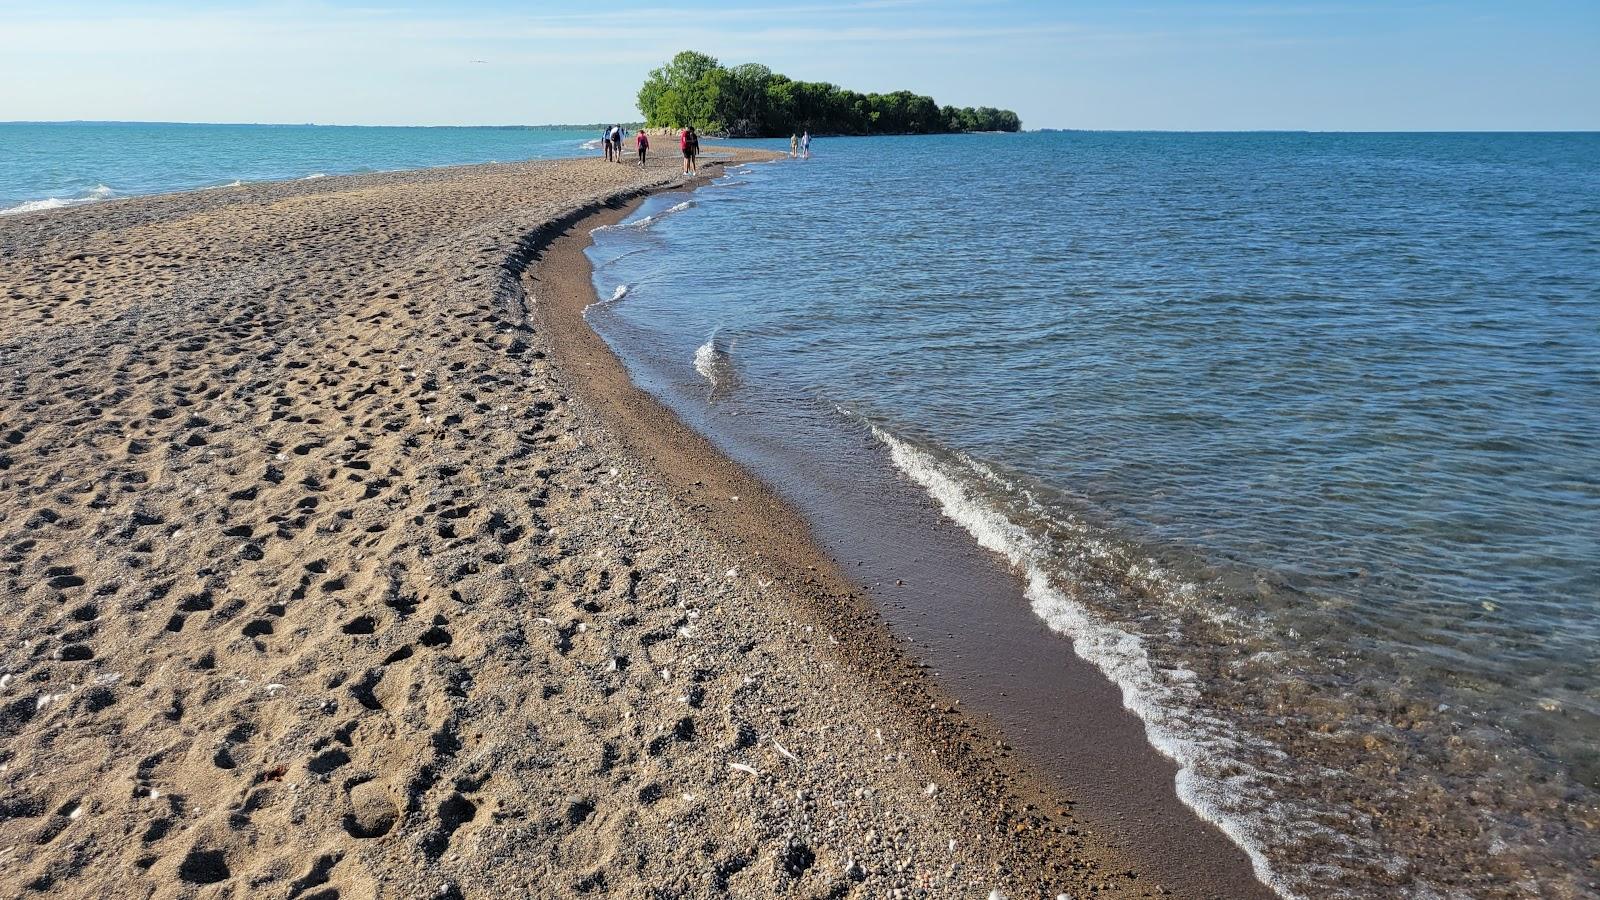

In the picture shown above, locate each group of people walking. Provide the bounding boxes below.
[599,125,810,172]
[599,124,701,174]
[600,124,649,167]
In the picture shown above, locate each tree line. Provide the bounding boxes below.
[636,51,1022,138]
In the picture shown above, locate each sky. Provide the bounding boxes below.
[1,1,1596,130]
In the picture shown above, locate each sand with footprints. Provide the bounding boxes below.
[0,154,1135,898]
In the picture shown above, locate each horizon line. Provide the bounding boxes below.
[4,120,1599,135]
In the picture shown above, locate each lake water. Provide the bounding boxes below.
[584,132,1600,898]
[0,121,607,214]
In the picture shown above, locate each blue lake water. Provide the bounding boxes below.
[585,132,1600,897]
[0,121,606,214]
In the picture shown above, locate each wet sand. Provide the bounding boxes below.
[0,151,1253,898]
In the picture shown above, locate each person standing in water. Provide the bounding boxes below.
[801,130,811,158]
[789,133,799,157]
[635,128,649,167]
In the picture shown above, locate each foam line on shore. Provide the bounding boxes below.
[589,198,696,234]
[0,184,117,216]
[863,419,1296,898]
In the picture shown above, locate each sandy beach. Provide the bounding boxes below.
[0,152,1204,898]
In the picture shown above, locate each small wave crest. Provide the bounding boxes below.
[590,198,696,234]
[607,284,629,303]
[859,419,1320,898]
[592,214,654,234]
[300,173,328,181]
[0,184,117,217]
[692,328,739,397]
[693,339,720,382]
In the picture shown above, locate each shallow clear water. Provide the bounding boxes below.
[0,122,605,214]
[586,133,1600,897]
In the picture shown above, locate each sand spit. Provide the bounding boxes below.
[0,155,1144,898]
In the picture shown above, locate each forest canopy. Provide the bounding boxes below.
[636,51,1022,137]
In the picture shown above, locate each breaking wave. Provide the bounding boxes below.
[590,198,696,234]
[856,418,1387,899]
[0,184,116,216]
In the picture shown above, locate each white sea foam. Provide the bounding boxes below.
[591,214,654,234]
[864,421,1306,898]
[590,198,695,234]
[607,284,629,303]
[580,138,604,150]
[0,198,76,216]
[0,184,117,217]
[300,173,327,180]
[693,338,720,383]
[693,329,741,394]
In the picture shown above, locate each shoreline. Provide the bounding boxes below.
[527,177,1128,895]
[0,150,1141,897]
[529,171,1274,898]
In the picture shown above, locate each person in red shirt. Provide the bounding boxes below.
[636,129,649,167]
[680,126,699,174]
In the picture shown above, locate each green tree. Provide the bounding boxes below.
[637,50,722,128]
[716,63,775,136]
[636,50,1023,136]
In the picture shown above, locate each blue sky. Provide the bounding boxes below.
[1,1,1596,129]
